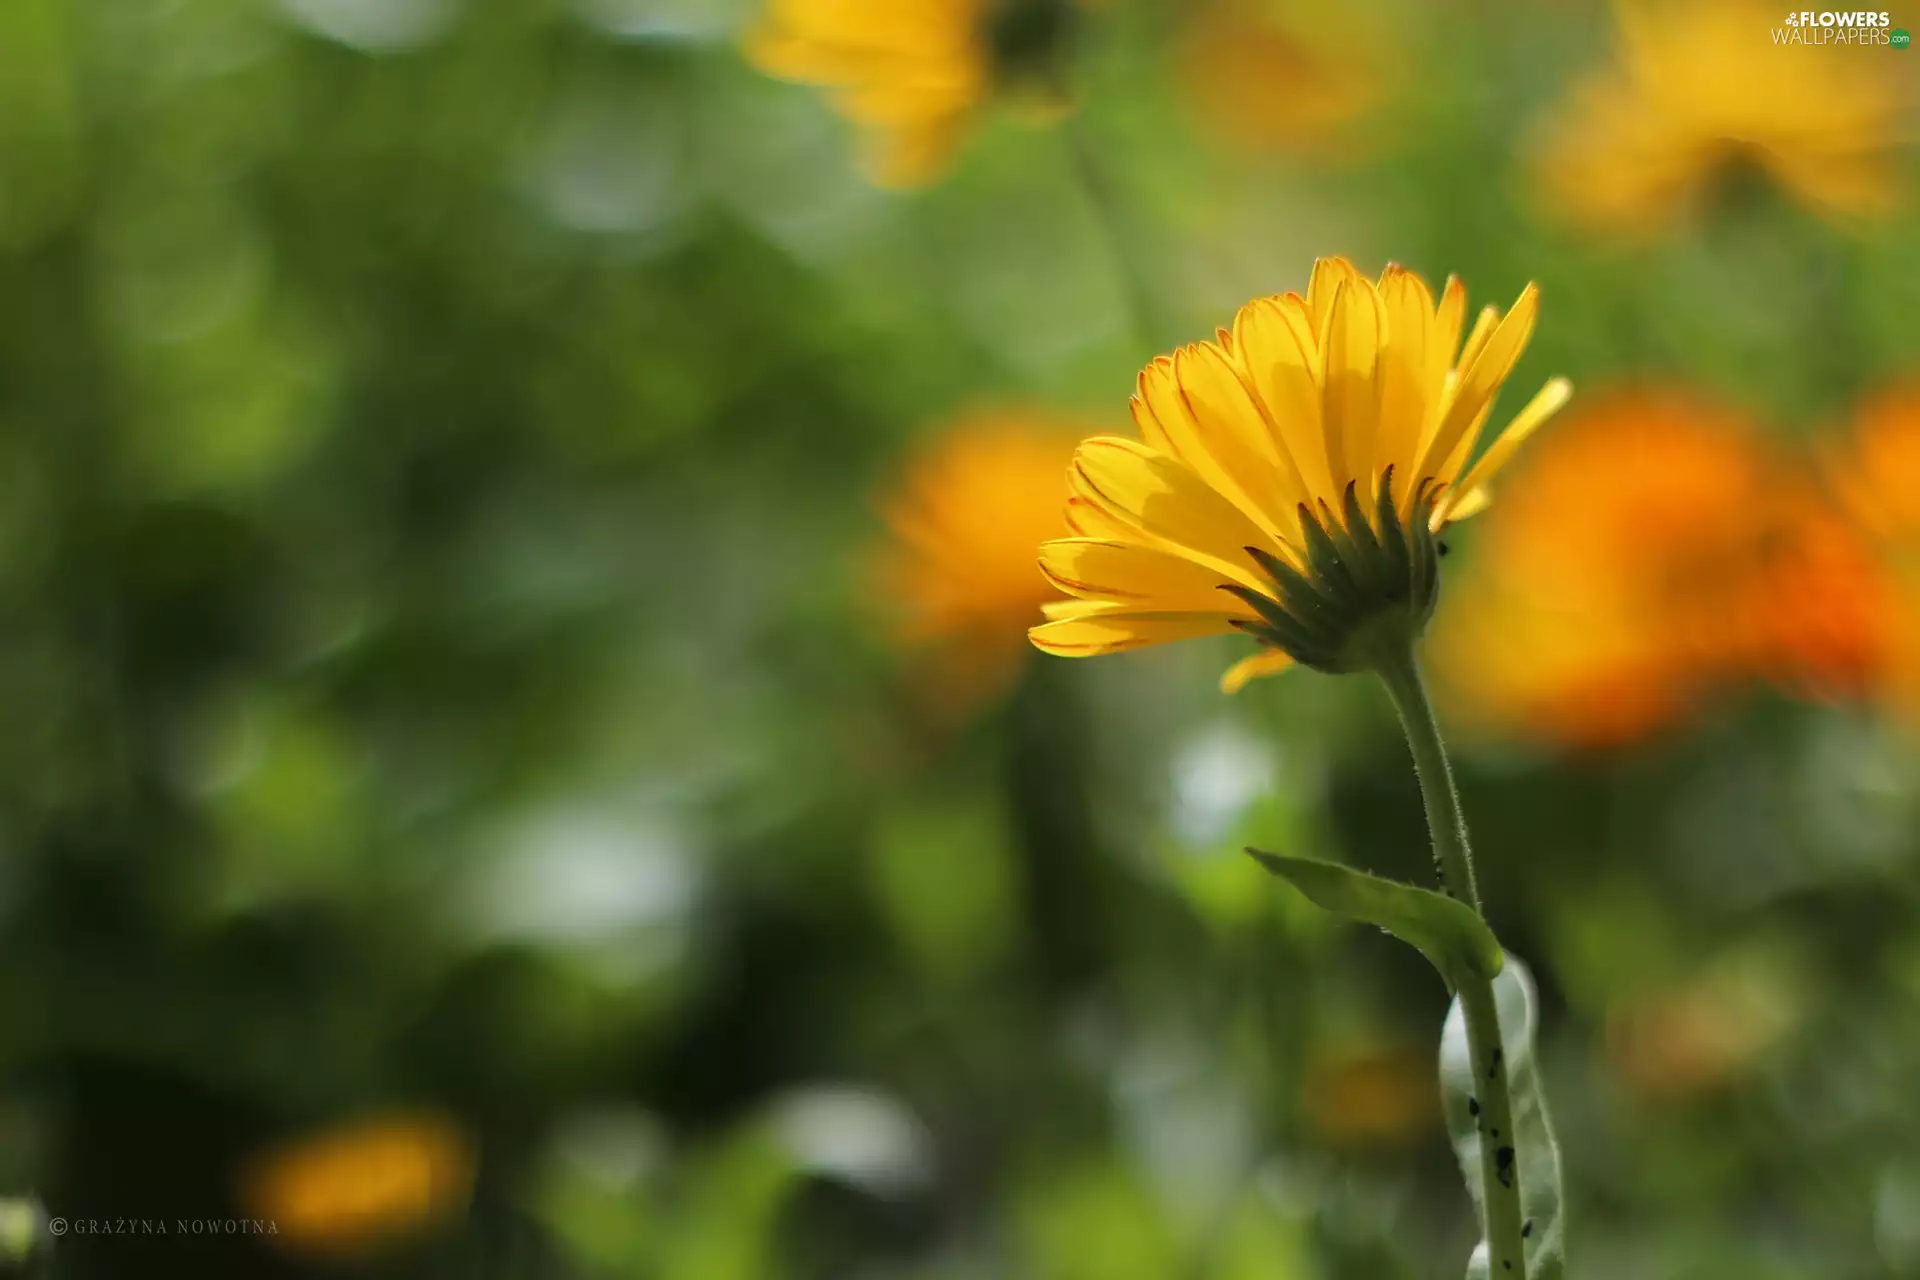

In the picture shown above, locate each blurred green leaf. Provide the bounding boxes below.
[1245,849,1503,991]
[1441,954,1565,1280]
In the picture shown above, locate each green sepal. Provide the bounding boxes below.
[1337,482,1386,601]
[1295,501,1361,603]
[1221,590,1328,661]
[1373,467,1413,595]
[1441,954,1567,1280]
[1244,849,1504,991]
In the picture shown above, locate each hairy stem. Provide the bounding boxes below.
[1375,644,1529,1279]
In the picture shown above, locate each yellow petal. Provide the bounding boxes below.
[1229,293,1333,500]
[1133,346,1301,543]
[1416,283,1540,484]
[1455,304,1501,376]
[1442,484,1493,523]
[1306,256,1359,337]
[1220,647,1295,694]
[1439,377,1574,521]
[1029,609,1240,656]
[1041,597,1110,621]
[1068,437,1271,588]
[1039,537,1255,615]
[1429,275,1468,397]
[1376,265,1433,501]
[1320,274,1383,499]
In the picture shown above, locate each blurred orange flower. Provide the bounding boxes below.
[239,1111,475,1257]
[874,409,1088,713]
[1176,0,1387,155]
[1301,1041,1440,1147]
[1431,390,1881,748]
[1532,0,1906,233]
[1826,388,1920,719]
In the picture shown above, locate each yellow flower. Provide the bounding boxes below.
[875,409,1090,713]
[1176,0,1387,155]
[1533,0,1906,233]
[1029,256,1570,694]
[746,0,1078,186]
[238,1111,475,1256]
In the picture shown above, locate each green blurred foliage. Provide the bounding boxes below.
[0,0,1912,1278]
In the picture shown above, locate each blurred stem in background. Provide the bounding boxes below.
[1375,645,1531,1279]
[1060,117,1168,356]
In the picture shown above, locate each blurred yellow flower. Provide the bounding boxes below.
[239,1111,475,1257]
[1176,0,1387,155]
[1431,391,1883,748]
[747,0,986,187]
[1029,256,1570,694]
[1532,0,1906,232]
[1606,950,1805,1102]
[875,409,1089,713]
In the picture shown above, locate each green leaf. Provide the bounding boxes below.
[1441,954,1566,1280]
[1244,850,1504,990]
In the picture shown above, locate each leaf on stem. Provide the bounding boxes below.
[1243,849,1503,991]
[1441,953,1566,1280]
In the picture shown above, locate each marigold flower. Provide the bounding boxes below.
[1029,256,1570,694]
[1430,391,1884,748]
[1532,0,1906,233]
[238,1111,475,1256]
[1826,388,1920,720]
[1301,1041,1439,1147]
[875,410,1090,712]
[745,0,1075,187]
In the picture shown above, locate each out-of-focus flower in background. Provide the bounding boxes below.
[745,0,1080,187]
[1531,0,1907,234]
[1829,388,1920,721]
[238,1111,476,1257]
[1300,1041,1440,1148]
[1031,256,1569,694]
[1175,0,1389,157]
[873,409,1090,715]
[1605,946,1807,1102]
[1430,390,1872,748]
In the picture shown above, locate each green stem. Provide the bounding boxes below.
[1374,643,1529,1279]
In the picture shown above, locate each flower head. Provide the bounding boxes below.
[1030,256,1570,693]
[1827,388,1920,721]
[876,409,1090,712]
[1533,0,1906,233]
[1430,391,1884,748]
[239,1111,475,1257]
[745,0,1075,187]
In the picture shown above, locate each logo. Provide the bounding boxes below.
[1894,26,1912,44]
[1774,10,1899,42]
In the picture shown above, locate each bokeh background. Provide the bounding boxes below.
[1,0,1919,1276]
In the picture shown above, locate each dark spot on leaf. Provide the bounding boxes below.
[1496,1145,1516,1188]
[1523,1220,1533,1239]
[1468,1097,1480,1117]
